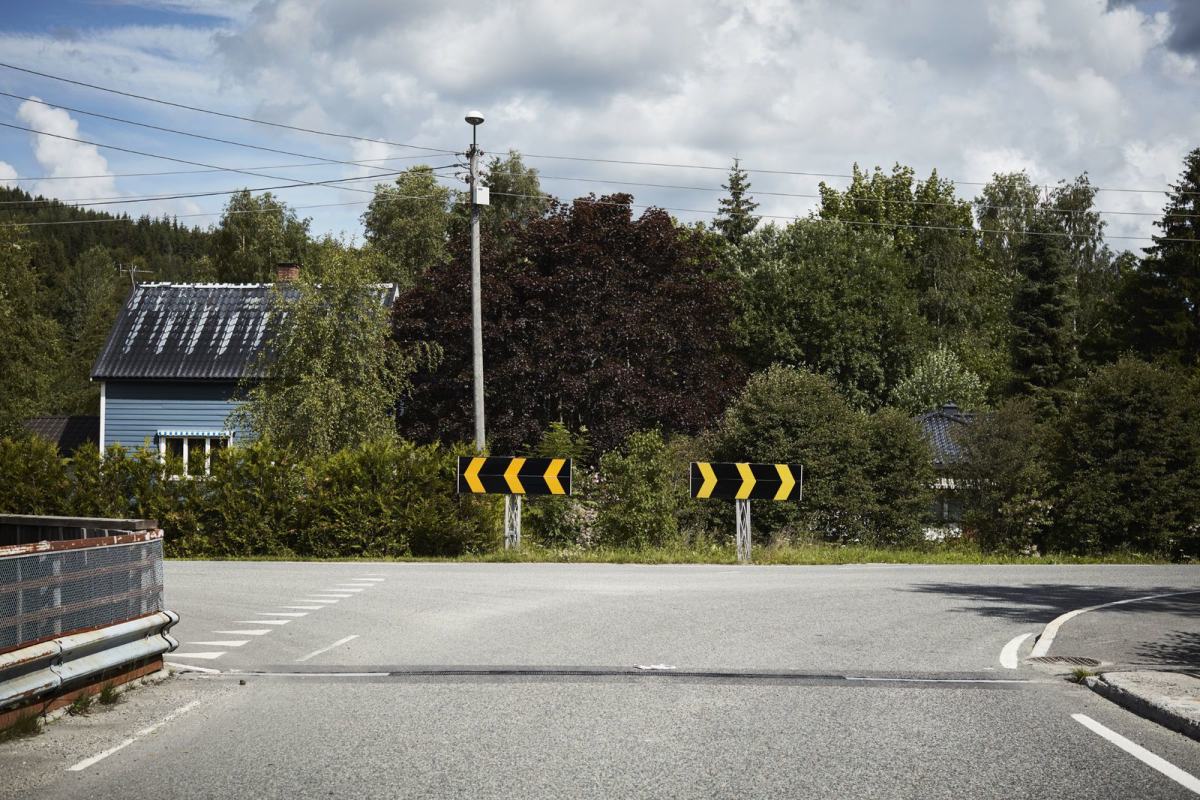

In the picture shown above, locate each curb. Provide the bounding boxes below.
[1085,674,1200,744]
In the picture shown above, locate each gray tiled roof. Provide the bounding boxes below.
[92,283,398,381]
[23,416,100,453]
[915,402,975,468]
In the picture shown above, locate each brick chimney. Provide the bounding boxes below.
[275,262,300,283]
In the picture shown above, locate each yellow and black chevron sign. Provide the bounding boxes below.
[457,456,572,496]
[690,462,802,501]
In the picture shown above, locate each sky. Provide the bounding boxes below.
[0,0,1197,252]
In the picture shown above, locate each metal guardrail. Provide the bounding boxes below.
[0,515,178,712]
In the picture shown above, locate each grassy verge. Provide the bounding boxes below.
[168,541,1180,565]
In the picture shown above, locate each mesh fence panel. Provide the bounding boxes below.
[0,540,164,652]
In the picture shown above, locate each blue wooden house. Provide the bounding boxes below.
[91,274,397,474]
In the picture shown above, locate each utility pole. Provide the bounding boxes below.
[466,110,487,452]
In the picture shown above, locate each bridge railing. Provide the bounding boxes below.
[0,516,177,720]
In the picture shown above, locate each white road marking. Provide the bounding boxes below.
[845,676,1036,684]
[282,605,323,610]
[1072,714,1200,794]
[165,661,220,674]
[1000,633,1033,669]
[165,651,226,660]
[310,593,353,598]
[68,700,202,771]
[330,586,366,591]
[355,577,386,582]
[1032,590,1200,657]
[187,640,249,647]
[213,629,271,635]
[295,634,360,663]
[235,619,290,625]
[260,612,308,617]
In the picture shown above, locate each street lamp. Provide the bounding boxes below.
[466,110,486,452]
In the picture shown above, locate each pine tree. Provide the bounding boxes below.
[1009,217,1079,401]
[714,158,760,244]
[1120,147,1200,365]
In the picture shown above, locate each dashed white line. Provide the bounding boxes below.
[187,640,248,647]
[68,700,203,771]
[1032,590,1200,658]
[295,634,360,663]
[213,629,271,636]
[165,651,226,660]
[1072,714,1200,794]
[355,578,386,582]
[1000,633,1033,669]
[282,605,323,610]
[235,619,291,625]
[165,661,220,674]
[309,593,353,599]
[330,587,366,592]
[260,612,308,617]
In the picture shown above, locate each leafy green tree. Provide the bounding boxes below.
[1119,147,1200,365]
[863,408,934,546]
[1047,359,1200,557]
[892,345,987,414]
[478,150,551,253]
[733,220,925,409]
[231,247,416,457]
[211,190,310,283]
[713,158,760,244]
[1009,217,1079,401]
[362,166,453,287]
[975,172,1040,280]
[958,398,1053,552]
[0,227,64,436]
[595,429,680,549]
[713,365,873,542]
[50,245,126,413]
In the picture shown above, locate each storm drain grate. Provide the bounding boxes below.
[1027,656,1101,667]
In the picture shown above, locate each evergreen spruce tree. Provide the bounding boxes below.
[714,158,760,244]
[1120,147,1200,365]
[1009,217,1079,401]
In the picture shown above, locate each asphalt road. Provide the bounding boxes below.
[3,562,1199,799]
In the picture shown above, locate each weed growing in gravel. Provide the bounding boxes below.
[67,694,94,716]
[0,713,42,742]
[97,683,121,705]
[1069,667,1098,683]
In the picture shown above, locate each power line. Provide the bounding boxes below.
[0,153,440,182]
[0,91,454,176]
[0,164,459,208]
[0,60,458,155]
[0,120,402,196]
[468,184,1200,244]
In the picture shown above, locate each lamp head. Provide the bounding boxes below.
[465,110,485,126]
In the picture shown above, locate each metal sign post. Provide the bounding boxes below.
[689,461,803,564]
[504,495,522,550]
[735,499,752,563]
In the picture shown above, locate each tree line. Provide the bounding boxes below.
[2,147,1198,557]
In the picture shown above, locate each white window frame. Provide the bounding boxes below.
[157,433,232,477]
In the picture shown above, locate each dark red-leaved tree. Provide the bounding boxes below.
[393,194,743,455]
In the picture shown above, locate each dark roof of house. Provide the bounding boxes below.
[23,416,100,454]
[915,402,975,468]
[91,282,398,381]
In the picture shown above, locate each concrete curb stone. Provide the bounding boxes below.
[1086,671,1200,743]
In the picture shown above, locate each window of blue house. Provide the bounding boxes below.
[157,431,232,477]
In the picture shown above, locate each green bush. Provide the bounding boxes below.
[713,365,874,542]
[958,398,1053,553]
[0,435,69,514]
[524,423,593,547]
[1047,359,1200,557]
[594,430,681,548]
[863,408,934,546]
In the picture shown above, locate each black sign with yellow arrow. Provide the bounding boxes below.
[689,462,802,501]
[457,456,572,496]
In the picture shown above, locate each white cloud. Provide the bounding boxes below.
[16,99,117,203]
[0,161,17,189]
